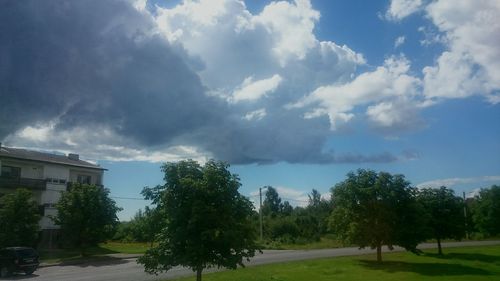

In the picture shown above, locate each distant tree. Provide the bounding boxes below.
[308,189,322,208]
[262,186,281,217]
[124,206,163,246]
[138,160,259,281]
[417,186,465,255]
[329,169,426,262]
[472,185,500,236]
[0,189,40,248]
[306,189,332,236]
[281,201,293,216]
[53,184,121,256]
[268,216,300,243]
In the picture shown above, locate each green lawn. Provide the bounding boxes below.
[171,245,500,281]
[39,242,150,264]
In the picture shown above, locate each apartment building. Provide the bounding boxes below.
[0,143,106,247]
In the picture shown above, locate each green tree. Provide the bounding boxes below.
[472,185,500,236]
[262,186,281,217]
[329,169,426,262]
[306,189,332,236]
[0,189,40,248]
[417,186,465,255]
[308,189,322,208]
[53,184,121,255]
[138,160,259,281]
[281,201,293,216]
[125,206,163,245]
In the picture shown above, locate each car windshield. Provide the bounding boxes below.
[17,249,36,257]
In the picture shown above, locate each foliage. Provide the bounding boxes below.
[262,186,282,217]
[53,183,121,255]
[329,169,427,262]
[113,207,163,245]
[138,159,260,281]
[308,189,322,208]
[417,186,465,254]
[305,189,332,236]
[472,185,500,236]
[268,216,300,243]
[260,188,332,245]
[0,188,40,248]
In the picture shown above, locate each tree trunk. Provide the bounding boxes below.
[196,266,202,281]
[376,242,382,263]
[437,237,442,255]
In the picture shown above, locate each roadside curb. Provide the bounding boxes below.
[39,254,143,268]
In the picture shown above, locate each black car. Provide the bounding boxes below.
[0,247,39,277]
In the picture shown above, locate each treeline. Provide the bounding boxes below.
[114,169,500,255]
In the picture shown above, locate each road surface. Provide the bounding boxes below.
[2,240,499,281]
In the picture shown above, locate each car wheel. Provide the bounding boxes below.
[0,266,11,278]
[24,267,36,275]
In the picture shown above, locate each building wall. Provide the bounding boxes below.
[0,157,105,231]
[69,168,103,186]
[1,159,44,179]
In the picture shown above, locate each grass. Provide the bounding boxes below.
[99,241,152,254]
[39,241,150,264]
[262,236,342,250]
[169,245,500,281]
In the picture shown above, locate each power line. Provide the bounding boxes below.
[111,196,148,201]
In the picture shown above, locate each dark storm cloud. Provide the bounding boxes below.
[0,0,401,165]
[0,0,218,145]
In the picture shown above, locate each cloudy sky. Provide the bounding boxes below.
[1,0,499,220]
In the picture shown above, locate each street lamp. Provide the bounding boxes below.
[259,186,269,241]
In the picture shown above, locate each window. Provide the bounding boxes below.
[1,165,21,178]
[46,178,67,184]
[77,175,91,185]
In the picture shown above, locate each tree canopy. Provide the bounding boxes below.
[472,185,500,236]
[138,159,259,281]
[417,186,465,254]
[262,186,282,217]
[329,169,426,262]
[53,183,121,255]
[0,188,40,248]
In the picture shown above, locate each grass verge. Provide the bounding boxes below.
[39,242,149,264]
[170,245,500,281]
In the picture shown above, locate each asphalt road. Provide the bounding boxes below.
[3,240,499,281]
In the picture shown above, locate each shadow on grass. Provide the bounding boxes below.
[40,245,119,262]
[359,260,490,276]
[425,253,500,264]
[60,256,130,267]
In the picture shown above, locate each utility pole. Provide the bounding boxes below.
[463,191,468,239]
[259,186,268,241]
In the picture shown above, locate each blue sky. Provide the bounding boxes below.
[1,0,499,220]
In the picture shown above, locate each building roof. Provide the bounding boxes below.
[0,146,106,170]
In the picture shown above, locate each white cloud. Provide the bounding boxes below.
[394,36,406,48]
[366,99,419,129]
[16,122,56,142]
[243,108,267,121]
[417,175,500,189]
[422,0,500,103]
[4,121,211,164]
[249,185,314,208]
[291,56,421,130]
[252,0,320,66]
[154,0,362,93]
[386,0,423,21]
[231,74,283,103]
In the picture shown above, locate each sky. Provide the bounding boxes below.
[1,0,499,221]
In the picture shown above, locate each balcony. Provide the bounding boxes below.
[0,176,47,190]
